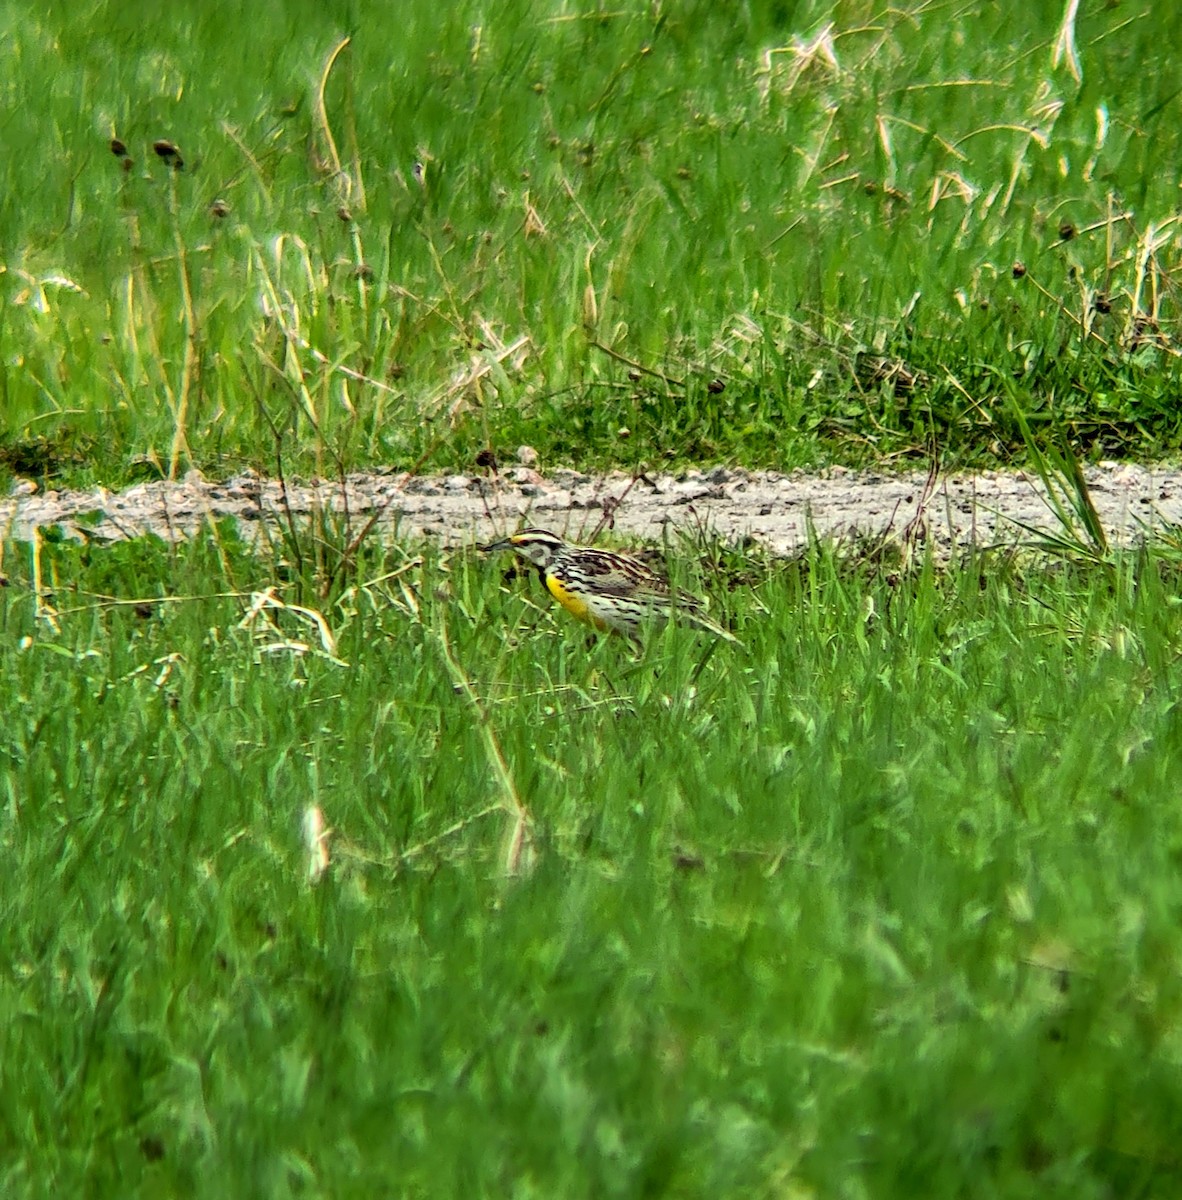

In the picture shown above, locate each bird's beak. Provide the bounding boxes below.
[478,536,512,553]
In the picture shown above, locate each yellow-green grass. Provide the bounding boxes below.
[4,0,1182,486]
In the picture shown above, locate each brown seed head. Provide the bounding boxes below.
[152,139,184,169]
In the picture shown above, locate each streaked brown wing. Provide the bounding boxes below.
[566,551,661,592]
[603,565,706,614]
[564,547,709,614]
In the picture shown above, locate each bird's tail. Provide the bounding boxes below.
[681,608,743,646]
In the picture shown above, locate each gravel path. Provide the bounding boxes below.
[3,463,1180,555]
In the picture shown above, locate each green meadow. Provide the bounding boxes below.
[6,528,1182,1196]
[6,1,1182,1196]
[4,0,1182,482]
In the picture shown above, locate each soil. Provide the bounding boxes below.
[3,462,1180,556]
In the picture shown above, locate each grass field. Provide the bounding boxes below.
[5,526,1182,1195]
[8,1,1182,1196]
[4,0,1182,484]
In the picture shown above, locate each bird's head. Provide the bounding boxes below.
[479,528,567,570]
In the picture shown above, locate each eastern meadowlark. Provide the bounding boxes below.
[479,527,740,643]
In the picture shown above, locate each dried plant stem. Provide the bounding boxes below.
[435,611,533,876]
[167,174,198,479]
[29,528,60,632]
[315,37,355,205]
[587,338,684,388]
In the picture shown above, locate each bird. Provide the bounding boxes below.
[479,527,741,643]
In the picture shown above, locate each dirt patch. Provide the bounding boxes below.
[3,463,1180,555]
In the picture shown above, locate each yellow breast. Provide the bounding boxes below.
[545,572,611,631]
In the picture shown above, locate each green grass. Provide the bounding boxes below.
[8,1,1182,1193]
[5,526,1182,1195]
[4,0,1182,484]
